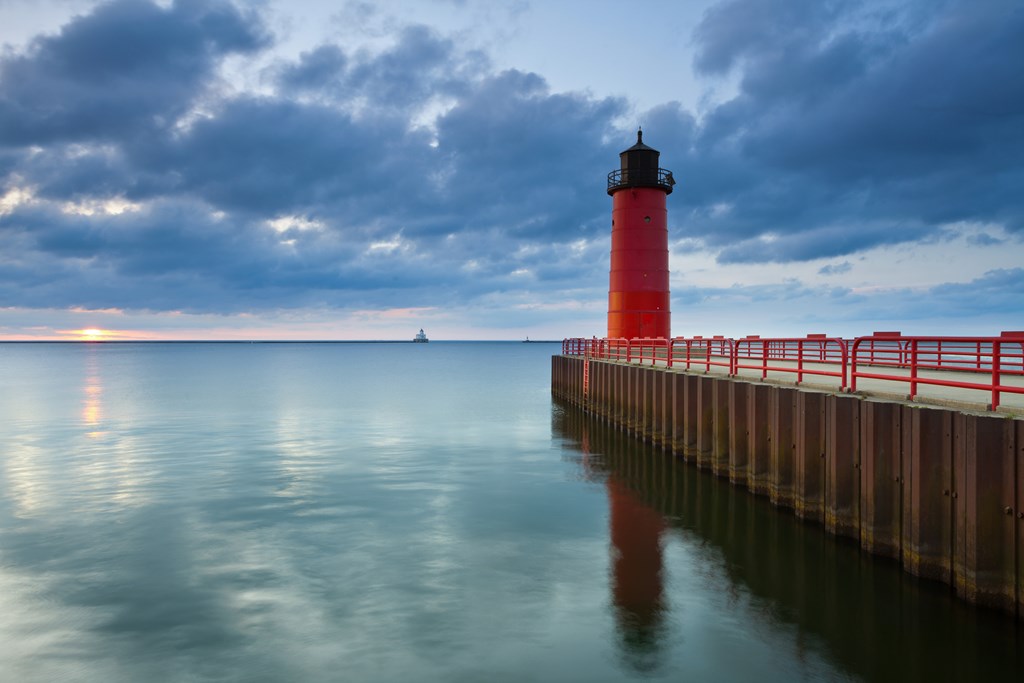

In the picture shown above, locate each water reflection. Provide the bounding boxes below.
[553,400,1024,683]
[608,478,666,672]
[82,345,104,436]
[564,407,669,673]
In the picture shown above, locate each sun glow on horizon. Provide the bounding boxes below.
[79,328,107,341]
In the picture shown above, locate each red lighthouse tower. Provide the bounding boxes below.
[607,129,674,339]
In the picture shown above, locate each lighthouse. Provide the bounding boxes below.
[606,129,674,339]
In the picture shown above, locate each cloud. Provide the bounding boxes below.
[818,261,852,276]
[0,4,619,316]
[274,44,348,93]
[272,25,487,109]
[676,266,1024,333]
[0,0,1021,335]
[0,0,268,146]
[670,0,1024,260]
[965,232,1004,247]
[891,267,1024,321]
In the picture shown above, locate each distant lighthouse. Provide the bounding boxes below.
[606,129,674,339]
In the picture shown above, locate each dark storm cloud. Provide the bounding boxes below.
[0,2,569,313]
[715,221,932,264]
[149,65,620,232]
[0,0,267,146]
[343,25,484,108]
[0,199,441,312]
[153,97,433,216]
[669,0,1024,259]
[0,0,1020,319]
[273,25,486,106]
[432,69,624,237]
[275,45,348,93]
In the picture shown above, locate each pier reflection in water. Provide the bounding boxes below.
[553,400,1024,682]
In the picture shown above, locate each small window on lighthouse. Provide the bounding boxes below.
[644,216,651,223]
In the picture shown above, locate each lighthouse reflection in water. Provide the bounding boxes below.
[552,400,1024,682]
[567,407,668,674]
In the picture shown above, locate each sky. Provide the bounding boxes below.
[0,0,1021,341]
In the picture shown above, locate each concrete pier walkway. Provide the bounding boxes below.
[636,356,1024,415]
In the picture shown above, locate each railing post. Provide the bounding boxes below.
[909,339,919,400]
[850,339,860,392]
[839,340,848,390]
[761,340,768,380]
[797,339,804,385]
[991,339,1001,409]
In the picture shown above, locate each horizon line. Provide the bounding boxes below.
[0,339,564,344]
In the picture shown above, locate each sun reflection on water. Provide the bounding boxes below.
[82,348,105,437]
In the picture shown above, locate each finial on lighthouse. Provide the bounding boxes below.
[637,126,642,144]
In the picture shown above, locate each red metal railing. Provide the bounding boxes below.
[670,336,734,373]
[850,333,1024,409]
[562,332,1024,411]
[733,335,848,387]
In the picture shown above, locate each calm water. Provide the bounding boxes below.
[0,342,1021,682]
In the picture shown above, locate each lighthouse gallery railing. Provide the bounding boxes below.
[606,168,675,193]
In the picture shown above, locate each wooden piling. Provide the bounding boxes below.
[748,383,772,496]
[712,378,731,477]
[860,400,902,560]
[651,369,665,446]
[1016,419,1023,620]
[727,381,750,485]
[670,372,687,455]
[643,368,657,442]
[954,413,1017,613]
[900,406,954,583]
[825,394,860,541]
[696,376,715,469]
[794,390,825,522]
[769,386,797,510]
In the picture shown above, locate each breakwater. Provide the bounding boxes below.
[552,354,1024,621]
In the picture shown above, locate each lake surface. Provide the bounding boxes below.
[0,342,1021,682]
